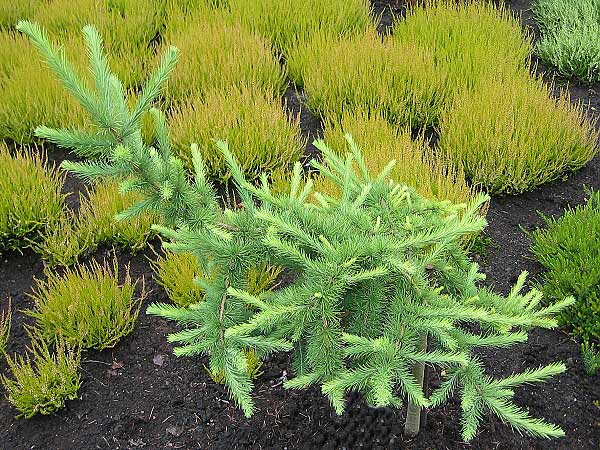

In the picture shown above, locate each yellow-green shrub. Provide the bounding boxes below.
[437,76,598,194]
[0,298,11,356]
[169,86,305,182]
[287,31,448,128]
[0,144,65,252]
[28,259,144,350]
[32,0,162,88]
[150,250,206,307]
[319,112,474,205]
[41,181,157,267]
[0,0,41,30]
[393,0,532,98]
[151,249,281,307]
[228,0,372,54]
[162,7,285,105]
[1,335,81,419]
[0,32,86,143]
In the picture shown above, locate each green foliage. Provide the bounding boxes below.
[0,0,41,30]
[393,0,532,97]
[438,75,598,194]
[0,144,66,252]
[28,258,144,350]
[0,32,87,143]
[169,86,305,182]
[287,30,447,128]
[531,192,600,342]
[1,334,81,419]
[533,0,600,82]
[581,341,600,376]
[22,22,573,441]
[228,0,372,55]
[321,111,474,205]
[151,250,206,307]
[151,249,281,307]
[41,182,157,267]
[162,7,285,105]
[0,298,11,356]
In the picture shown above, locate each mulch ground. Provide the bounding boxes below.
[1,1,599,449]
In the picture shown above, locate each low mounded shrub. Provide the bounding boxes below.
[581,341,600,376]
[32,0,162,88]
[0,144,66,252]
[28,259,145,350]
[41,182,157,267]
[393,0,532,97]
[151,250,281,307]
[0,298,11,356]
[22,22,574,440]
[534,0,600,82]
[169,86,305,182]
[287,31,447,128]
[151,250,206,307]
[531,191,600,342]
[320,111,474,205]
[437,76,598,194]
[162,7,285,105]
[1,335,81,419]
[0,0,40,30]
[228,0,373,55]
[0,32,86,143]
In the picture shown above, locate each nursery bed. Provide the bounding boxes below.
[1,0,600,449]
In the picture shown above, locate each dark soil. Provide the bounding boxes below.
[1,1,600,449]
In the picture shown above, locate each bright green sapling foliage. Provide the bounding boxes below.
[18,21,574,441]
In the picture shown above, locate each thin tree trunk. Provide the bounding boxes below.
[404,333,428,438]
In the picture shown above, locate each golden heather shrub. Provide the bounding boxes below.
[0,32,86,143]
[162,7,285,105]
[320,112,474,205]
[287,31,448,128]
[437,76,598,194]
[393,0,532,98]
[0,0,41,30]
[169,86,305,182]
[0,144,65,252]
[228,0,373,54]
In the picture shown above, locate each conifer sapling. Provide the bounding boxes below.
[17,21,575,441]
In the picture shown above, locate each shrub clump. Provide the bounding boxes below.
[531,191,600,342]
[41,182,157,267]
[0,144,66,252]
[169,86,305,182]
[0,298,11,356]
[20,21,574,441]
[533,0,600,82]
[287,30,447,129]
[1,335,81,419]
[321,111,474,205]
[393,0,532,97]
[151,250,206,307]
[162,7,285,105]
[228,0,372,55]
[437,76,598,194]
[28,259,145,350]
[0,32,86,143]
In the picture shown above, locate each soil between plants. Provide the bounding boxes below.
[1,1,600,449]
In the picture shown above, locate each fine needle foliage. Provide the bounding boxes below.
[1,333,81,419]
[531,191,600,342]
[437,75,598,194]
[27,258,144,351]
[0,298,11,356]
[533,0,600,82]
[0,143,66,252]
[19,21,574,441]
[581,341,600,376]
